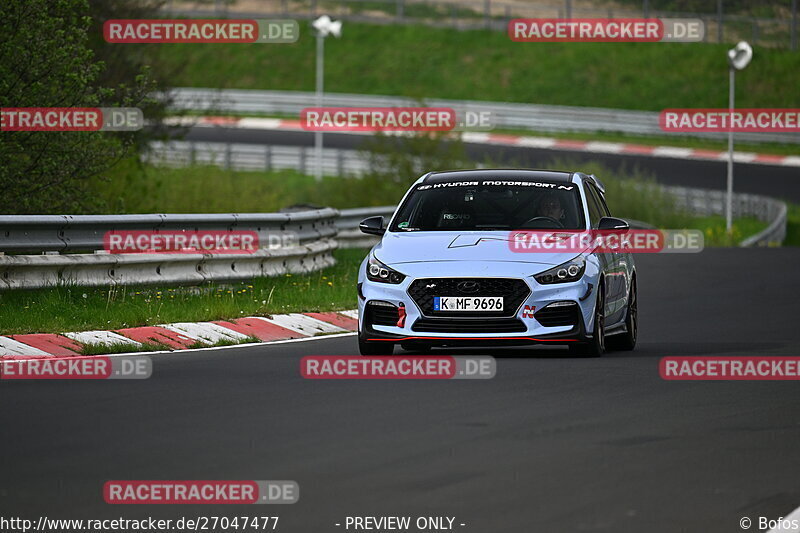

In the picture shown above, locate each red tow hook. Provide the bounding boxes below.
[396,303,407,328]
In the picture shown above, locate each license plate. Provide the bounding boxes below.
[433,296,504,312]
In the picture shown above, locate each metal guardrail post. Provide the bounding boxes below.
[265,145,272,172]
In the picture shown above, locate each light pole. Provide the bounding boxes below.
[725,41,752,233]
[312,15,342,181]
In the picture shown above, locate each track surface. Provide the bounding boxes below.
[185,127,800,203]
[2,249,800,532]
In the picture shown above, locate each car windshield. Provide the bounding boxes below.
[390,179,586,231]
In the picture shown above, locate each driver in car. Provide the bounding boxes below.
[536,193,565,222]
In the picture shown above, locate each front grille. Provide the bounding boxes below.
[365,302,399,327]
[412,317,526,333]
[534,303,579,327]
[407,278,530,318]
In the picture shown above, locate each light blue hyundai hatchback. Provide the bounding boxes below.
[357,169,637,357]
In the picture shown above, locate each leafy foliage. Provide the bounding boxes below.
[0,0,155,213]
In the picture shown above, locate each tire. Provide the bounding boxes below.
[569,282,605,357]
[607,278,637,351]
[358,335,394,356]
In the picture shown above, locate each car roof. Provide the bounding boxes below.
[422,169,575,184]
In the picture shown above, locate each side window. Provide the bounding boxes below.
[584,184,603,228]
[593,186,611,217]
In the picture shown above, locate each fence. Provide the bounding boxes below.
[0,190,785,290]
[165,0,799,50]
[0,141,785,289]
[145,141,370,175]
[0,209,339,289]
[146,140,788,247]
[168,88,800,145]
[663,185,788,246]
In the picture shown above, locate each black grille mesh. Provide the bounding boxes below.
[412,317,526,333]
[534,304,579,327]
[366,303,399,327]
[407,278,530,317]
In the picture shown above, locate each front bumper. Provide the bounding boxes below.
[358,272,597,347]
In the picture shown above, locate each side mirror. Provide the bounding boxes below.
[359,216,385,236]
[598,216,630,232]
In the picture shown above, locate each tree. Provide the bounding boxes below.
[0,0,154,214]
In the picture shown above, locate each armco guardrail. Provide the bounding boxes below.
[0,209,338,253]
[0,240,337,290]
[145,141,370,176]
[167,88,800,145]
[145,141,788,247]
[0,209,340,289]
[662,185,788,247]
[0,193,785,290]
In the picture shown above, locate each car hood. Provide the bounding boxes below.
[373,231,584,268]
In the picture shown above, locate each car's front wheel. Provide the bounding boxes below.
[569,282,605,357]
[358,335,395,356]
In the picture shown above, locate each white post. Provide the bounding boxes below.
[314,32,324,181]
[726,67,734,233]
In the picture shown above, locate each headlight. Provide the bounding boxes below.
[534,256,585,284]
[367,256,405,284]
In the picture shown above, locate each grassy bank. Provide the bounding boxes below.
[93,159,768,244]
[156,22,800,110]
[0,248,366,335]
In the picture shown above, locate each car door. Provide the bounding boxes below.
[583,182,617,323]
[587,183,627,324]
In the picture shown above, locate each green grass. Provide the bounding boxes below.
[155,21,800,111]
[785,202,800,246]
[0,248,366,335]
[691,215,769,246]
[80,341,169,355]
[91,159,399,213]
[78,335,262,355]
[92,158,772,246]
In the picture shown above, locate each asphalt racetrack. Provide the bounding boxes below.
[2,249,800,532]
[184,126,800,203]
